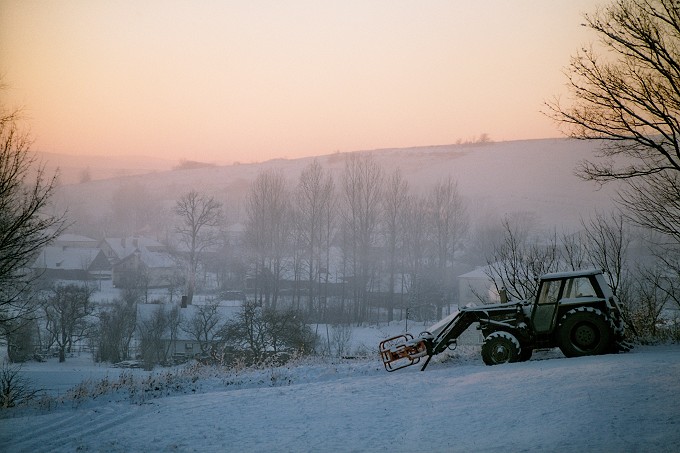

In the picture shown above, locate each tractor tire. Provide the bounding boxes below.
[481,331,521,366]
[557,307,613,358]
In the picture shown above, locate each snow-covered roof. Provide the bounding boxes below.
[458,266,491,280]
[541,268,602,280]
[53,233,99,245]
[32,247,110,271]
[100,237,167,260]
[117,248,176,269]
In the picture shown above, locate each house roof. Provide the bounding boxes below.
[100,237,167,261]
[32,247,111,271]
[53,234,99,245]
[115,248,177,269]
[458,266,491,280]
[138,248,177,269]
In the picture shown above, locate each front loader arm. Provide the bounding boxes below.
[379,304,524,371]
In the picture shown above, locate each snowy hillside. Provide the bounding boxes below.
[2,343,679,452]
[55,138,620,231]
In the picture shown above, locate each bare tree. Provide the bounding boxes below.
[221,301,316,363]
[426,177,469,318]
[174,190,223,305]
[138,304,180,369]
[547,0,680,241]
[245,170,292,309]
[0,96,67,334]
[294,160,335,318]
[628,262,676,340]
[1,362,38,408]
[341,154,383,323]
[580,211,631,296]
[485,217,560,301]
[401,194,428,317]
[617,171,680,243]
[381,168,409,323]
[222,301,270,362]
[427,177,468,268]
[181,301,224,355]
[263,307,316,355]
[42,283,95,362]
[5,318,40,363]
[560,229,588,271]
[649,247,680,311]
[93,300,136,363]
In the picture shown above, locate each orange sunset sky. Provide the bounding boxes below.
[1,1,601,164]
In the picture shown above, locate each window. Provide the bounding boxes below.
[562,277,596,299]
[538,280,560,305]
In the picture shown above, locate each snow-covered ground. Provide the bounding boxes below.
[2,335,679,453]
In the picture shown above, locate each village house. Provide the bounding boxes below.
[93,237,179,289]
[112,247,179,288]
[31,234,111,281]
[98,237,168,263]
[32,246,111,281]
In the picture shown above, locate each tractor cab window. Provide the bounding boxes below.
[562,277,596,299]
[537,280,560,305]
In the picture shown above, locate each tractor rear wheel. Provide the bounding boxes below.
[481,331,521,365]
[558,307,613,358]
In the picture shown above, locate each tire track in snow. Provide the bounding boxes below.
[4,403,146,452]
[1,410,82,446]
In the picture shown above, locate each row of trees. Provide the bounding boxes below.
[116,298,316,369]
[239,155,469,325]
[7,282,317,367]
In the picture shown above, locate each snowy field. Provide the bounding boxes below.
[1,337,679,453]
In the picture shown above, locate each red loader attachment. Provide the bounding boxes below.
[378,310,468,371]
[379,333,430,372]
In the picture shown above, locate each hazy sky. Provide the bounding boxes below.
[1,1,601,164]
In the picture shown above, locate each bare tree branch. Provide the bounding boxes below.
[0,89,68,334]
[547,0,680,244]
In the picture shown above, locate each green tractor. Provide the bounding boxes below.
[379,269,630,371]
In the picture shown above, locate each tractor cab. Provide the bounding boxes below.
[530,269,608,336]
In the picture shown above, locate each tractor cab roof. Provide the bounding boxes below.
[540,269,603,281]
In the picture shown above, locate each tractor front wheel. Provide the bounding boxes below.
[481,331,521,366]
[558,308,613,358]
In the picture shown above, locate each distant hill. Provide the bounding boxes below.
[55,138,621,232]
[36,151,176,184]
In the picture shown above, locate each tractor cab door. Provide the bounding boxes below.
[532,279,562,333]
